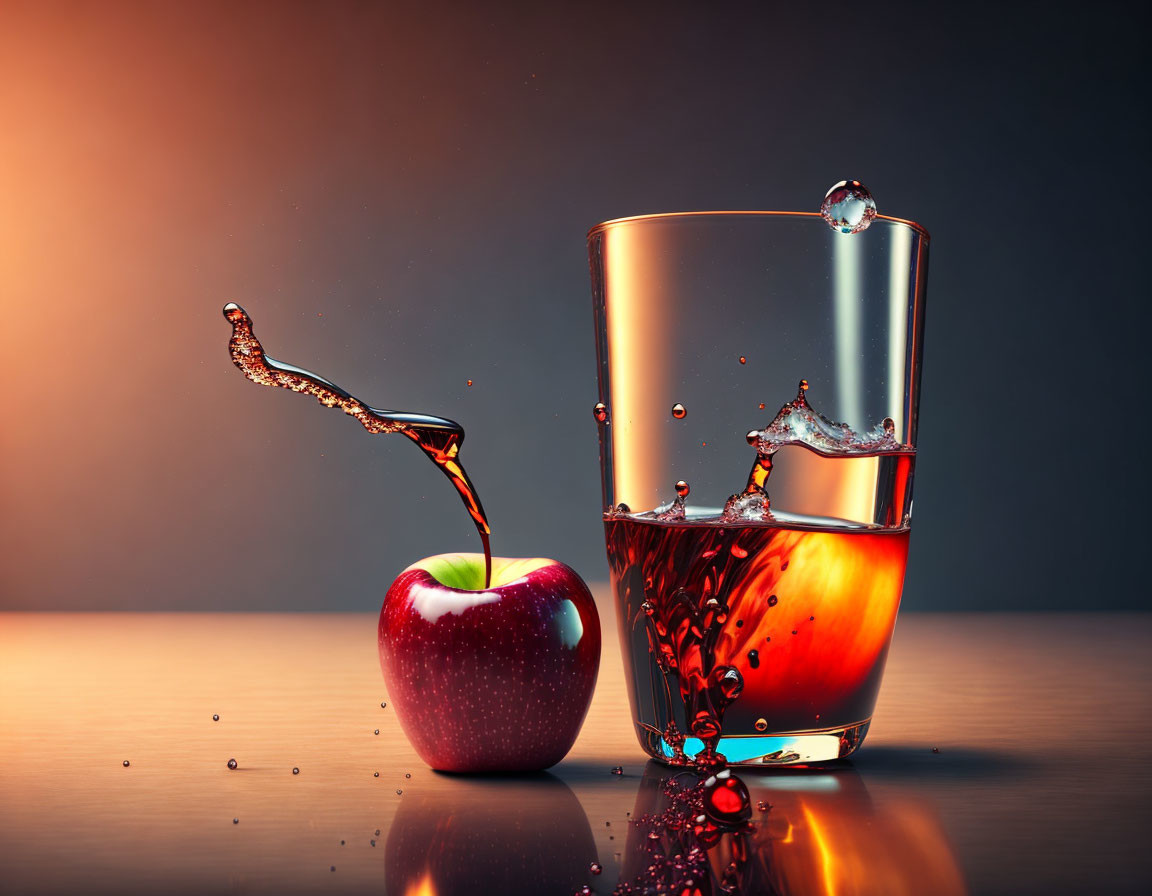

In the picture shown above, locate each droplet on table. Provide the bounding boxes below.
[227,759,238,770]
[292,767,300,775]
[212,714,219,721]
[122,760,130,767]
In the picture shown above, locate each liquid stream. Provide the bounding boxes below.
[223,303,492,586]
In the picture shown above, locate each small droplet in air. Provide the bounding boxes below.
[593,402,608,423]
[820,179,878,233]
[738,356,746,365]
[671,402,687,419]
[466,379,473,387]
[932,747,940,754]
[212,714,219,721]
[590,862,603,875]
[675,480,690,498]
[759,402,766,410]
[227,759,238,770]
[799,379,809,392]
[755,718,768,732]
[123,760,130,767]
[292,767,300,775]
[611,766,623,775]
[767,595,778,607]
[614,502,631,514]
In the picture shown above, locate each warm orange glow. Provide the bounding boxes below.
[404,871,437,896]
[802,804,837,896]
[605,224,669,509]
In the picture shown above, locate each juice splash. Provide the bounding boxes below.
[607,382,913,768]
[223,303,492,586]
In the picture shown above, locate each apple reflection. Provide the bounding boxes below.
[385,772,596,896]
[621,761,966,895]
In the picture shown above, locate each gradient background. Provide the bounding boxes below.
[1,0,1147,611]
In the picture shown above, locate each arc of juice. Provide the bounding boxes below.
[223,303,492,588]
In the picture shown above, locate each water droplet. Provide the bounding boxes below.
[593,402,608,423]
[374,729,379,735]
[212,714,219,721]
[745,430,759,446]
[809,615,815,621]
[767,595,778,607]
[671,402,687,419]
[292,767,300,775]
[759,402,766,410]
[730,545,748,559]
[374,772,379,777]
[122,760,130,767]
[380,702,387,709]
[590,862,603,875]
[370,839,376,846]
[611,766,623,775]
[820,179,877,233]
[340,839,345,845]
[396,789,402,795]
[405,773,411,778]
[738,356,746,365]
[614,502,631,514]
[883,416,895,433]
[932,747,940,754]
[227,758,238,770]
[675,479,690,498]
[799,379,809,392]
[233,818,239,824]
[576,887,593,896]
[748,649,760,669]
[755,718,768,732]
[641,601,655,616]
[466,379,473,387]
[757,800,770,812]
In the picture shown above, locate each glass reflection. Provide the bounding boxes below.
[385,772,595,895]
[619,761,966,895]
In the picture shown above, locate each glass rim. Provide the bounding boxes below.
[587,210,930,241]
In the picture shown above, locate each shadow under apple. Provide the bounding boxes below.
[385,771,597,896]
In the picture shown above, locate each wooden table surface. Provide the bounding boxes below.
[2,594,1149,895]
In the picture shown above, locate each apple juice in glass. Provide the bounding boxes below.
[589,185,929,767]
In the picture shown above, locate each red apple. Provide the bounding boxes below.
[378,553,601,772]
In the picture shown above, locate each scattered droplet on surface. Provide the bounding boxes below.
[932,747,940,754]
[593,402,608,423]
[374,772,379,777]
[292,767,300,775]
[374,729,379,735]
[675,479,690,498]
[820,180,877,233]
[340,840,345,845]
[405,773,411,779]
[396,789,402,795]
[754,718,768,732]
[671,402,687,419]
[611,766,623,775]
[233,818,239,824]
[212,714,219,721]
[122,760,130,767]
[227,759,238,770]
[590,862,602,875]
[380,702,387,709]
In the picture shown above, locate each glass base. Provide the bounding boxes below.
[637,719,870,767]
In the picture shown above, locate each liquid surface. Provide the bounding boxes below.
[223,303,492,585]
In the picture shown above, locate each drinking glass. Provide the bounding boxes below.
[589,211,929,766]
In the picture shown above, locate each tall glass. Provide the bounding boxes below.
[589,211,929,766]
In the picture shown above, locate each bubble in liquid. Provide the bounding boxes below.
[593,402,608,423]
[292,767,300,775]
[747,649,760,669]
[212,714,219,721]
[767,594,778,607]
[754,718,768,732]
[820,180,877,234]
[227,758,238,770]
[671,402,687,419]
[122,760,130,767]
[675,479,690,498]
[590,862,603,875]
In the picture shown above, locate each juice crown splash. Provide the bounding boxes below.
[222,303,492,586]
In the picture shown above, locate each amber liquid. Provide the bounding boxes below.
[605,512,909,760]
[223,303,492,585]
